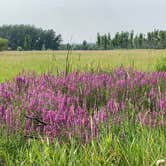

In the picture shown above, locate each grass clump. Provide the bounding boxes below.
[156,56,166,71]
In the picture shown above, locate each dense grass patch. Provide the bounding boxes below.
[156,56,166,72]
[0,123,165,165]
[0,50,165,81]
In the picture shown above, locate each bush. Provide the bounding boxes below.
[0,38,8,51]
[156,56,166,71]
[17,46,23,51]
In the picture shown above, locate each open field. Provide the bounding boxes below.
[0,50,165,166]
[0,49,165,81]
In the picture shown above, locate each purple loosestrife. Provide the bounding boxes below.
[0,68,165,141]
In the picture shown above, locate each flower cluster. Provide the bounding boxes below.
[0,68,165,141]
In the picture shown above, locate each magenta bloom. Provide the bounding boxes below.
[0,67,165,141]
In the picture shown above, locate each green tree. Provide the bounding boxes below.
[0,25,62,50]
[82,40,88,50]
[0,38,8,51]
[24,34,32,50]
[112,32,120,48]
[103,34,108,50]
[107,33,112,49]
[159,31,166,48]
[97,33,101,48]
[130,30,134,48]
[138,33,144,48]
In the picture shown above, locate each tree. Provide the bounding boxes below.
[82,40,88,50]
[97,33,101,48]
[138,33,144,48]
[130,30,134,48]
[103,34,108,50]
[98,34,109,50]
[107,33,112,49]
[96,30,166,49]
[159,31,166,48]
[0,38,8,51]
[0,25,62,50]
[112,32,120,48]
[24,34,32,50]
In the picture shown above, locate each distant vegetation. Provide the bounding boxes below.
[60,30,166,50]
[0,25,62,50]
[0,38,8,51]
[1,25,166,51]
[96,30,166,49]
[156,56,166,71]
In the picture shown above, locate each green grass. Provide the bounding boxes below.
[0,122,165,166]
[0,50,165,166]
[0,49,165,81]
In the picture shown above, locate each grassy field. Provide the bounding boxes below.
[0,49,165,81]
[0,50,165,166]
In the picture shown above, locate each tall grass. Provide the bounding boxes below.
[156,56,166,71]
[0,49,165,81]
[0,122,165,166]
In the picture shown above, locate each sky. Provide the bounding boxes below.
[0,0,166,43]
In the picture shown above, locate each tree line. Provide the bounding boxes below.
[58,30,166,50]
[96,30,166,49]
[1,25,166,51]
[0,25,62,50]
[59,41,97,50]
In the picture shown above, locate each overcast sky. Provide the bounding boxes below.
[0,0,166,43]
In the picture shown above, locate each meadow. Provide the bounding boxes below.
[0,49,165,81]
[0,50,165,166]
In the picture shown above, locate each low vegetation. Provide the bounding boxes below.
[0,50,164,81]
[0,38,8,51]
[0,50,165,165]
[156,56,166,72]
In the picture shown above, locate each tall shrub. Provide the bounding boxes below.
[0,38,8,51]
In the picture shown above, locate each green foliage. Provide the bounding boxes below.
[0,25,62,50]
[0,120,165,165]
[156,56,166,71]
[96,29,166,50]
[97,33,101,47]
[24,34,32,50]
[61,43,97,50]
[17,46,23,51]
[97,33,111,50]
[82,40,88,50]
[97,31,134,50]
[0,38,8,51]
[0,50,162,82]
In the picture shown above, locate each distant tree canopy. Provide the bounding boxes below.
[0,25,62,50]
[24,34,32,50]
[60,30,166,51]
[59,42,97,50]
[1,25,166,51]
[0,38,8,51]
[96,30,166,50]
